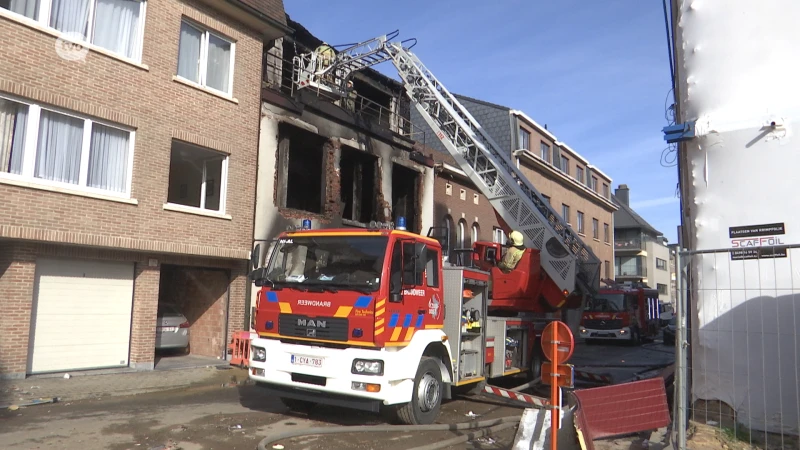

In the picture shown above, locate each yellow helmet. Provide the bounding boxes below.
[509,230,524,246]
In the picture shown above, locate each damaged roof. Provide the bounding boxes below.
[285,15,404,93]
[612,194,662,235]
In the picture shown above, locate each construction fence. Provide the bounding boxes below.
[673,244,800,450]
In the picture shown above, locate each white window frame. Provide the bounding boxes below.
[176,17,236,96]
[540,142,550,164]
[471,224,478,244]
[577,211,585,234]
[165,143,229,214]
[493,227,506,245]
[0,93,135,198]
[519,128,530,150]
[0,0,147,64]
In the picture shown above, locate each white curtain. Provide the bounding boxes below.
[92,0,141,59]
[6,0,38,19]
[87,123,128,192]
[177,21,201,83]
[0,98,27,175]
[49,0,90,37]
[35,110,84,184]
[206,34,231,92]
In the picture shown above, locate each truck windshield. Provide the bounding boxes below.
[585,294,627,312]
[264,235,389,292]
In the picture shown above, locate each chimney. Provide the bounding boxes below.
[615,184,630,206]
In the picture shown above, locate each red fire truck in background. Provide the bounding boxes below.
[579,281,661,345]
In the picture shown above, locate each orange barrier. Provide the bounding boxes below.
[228,330,253,368]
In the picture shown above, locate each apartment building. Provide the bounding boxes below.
[247,16,436,323]
[612,184,674,303]
[0,0,288,379]
[412,95,617,279]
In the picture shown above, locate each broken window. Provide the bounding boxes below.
[276,123,325,214]
[350,77,393,129]
[340,145,377,224]
[392,163,419,233]
[167,141,228,212]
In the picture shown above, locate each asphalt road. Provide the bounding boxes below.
[570,336,676,384]
[0,382,537,450]
[0,339,673,450]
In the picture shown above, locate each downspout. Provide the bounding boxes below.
[222,270,232,361]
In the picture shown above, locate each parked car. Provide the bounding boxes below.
[155,303,190,353]
[662,316,676,346]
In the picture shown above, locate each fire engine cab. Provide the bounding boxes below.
[579,281,661,345]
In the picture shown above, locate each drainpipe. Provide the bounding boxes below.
[222,270,232,361]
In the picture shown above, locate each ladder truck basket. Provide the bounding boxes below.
[228,331,254,368]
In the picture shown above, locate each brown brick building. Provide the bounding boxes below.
[414,96,617,280]
[0,0,288,378]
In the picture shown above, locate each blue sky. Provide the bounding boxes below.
[287,0,681,243]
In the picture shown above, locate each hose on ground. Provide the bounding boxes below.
[406,420,520,450]
[257,415,523,450]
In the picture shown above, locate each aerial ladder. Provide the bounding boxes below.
[294,32,602,300]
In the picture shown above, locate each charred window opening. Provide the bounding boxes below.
[277,123,325,214]
[340,146,377,224]
[349,78,393,129]
[392,163,419,233]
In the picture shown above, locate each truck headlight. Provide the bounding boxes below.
[252,346,266,362]
[352,359,383,375]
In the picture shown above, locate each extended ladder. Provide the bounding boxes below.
[293,33,601,297]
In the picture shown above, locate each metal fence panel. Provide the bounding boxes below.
[675,245,800,449]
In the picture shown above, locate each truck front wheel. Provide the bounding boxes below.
[389,357,443,425]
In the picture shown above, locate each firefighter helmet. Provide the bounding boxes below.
[509,230,524,246]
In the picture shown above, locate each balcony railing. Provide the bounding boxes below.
[614,237,645,250]
[262,48,414,138]
[615,266,647,277]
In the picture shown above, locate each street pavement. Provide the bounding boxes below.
[570,337,675,384]
[0,339,674,450]
[0,380,531,450]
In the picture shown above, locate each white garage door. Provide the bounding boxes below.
[29,259,135,374]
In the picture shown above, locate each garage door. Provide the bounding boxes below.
[29,259,135,374]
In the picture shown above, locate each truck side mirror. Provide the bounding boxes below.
[250,245,260,271]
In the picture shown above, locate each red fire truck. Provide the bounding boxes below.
[245,32,603,425]
[578,281,661,345]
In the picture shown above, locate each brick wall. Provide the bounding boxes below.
[131,263,161,369]
[0,0,271,259]
[0,241,246,377]
[434,172,501,248]
[0,241,36,376]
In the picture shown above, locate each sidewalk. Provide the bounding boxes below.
[1,362,249,408]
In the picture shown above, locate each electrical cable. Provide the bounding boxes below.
[256,415,524,450]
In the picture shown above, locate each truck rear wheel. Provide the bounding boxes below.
[390,357,443,425]
[527,339,543,382]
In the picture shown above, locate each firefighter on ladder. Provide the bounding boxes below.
[498,230,525,273]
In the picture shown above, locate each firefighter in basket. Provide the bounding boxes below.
[498,230,525,273]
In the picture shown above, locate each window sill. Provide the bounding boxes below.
[0,175,138,205]
[604,241,611,246]
[593,238,600,242]
[163,203,232,220]
[172,76,239,104]
[578,232,586,237]
[0,9,149,71]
